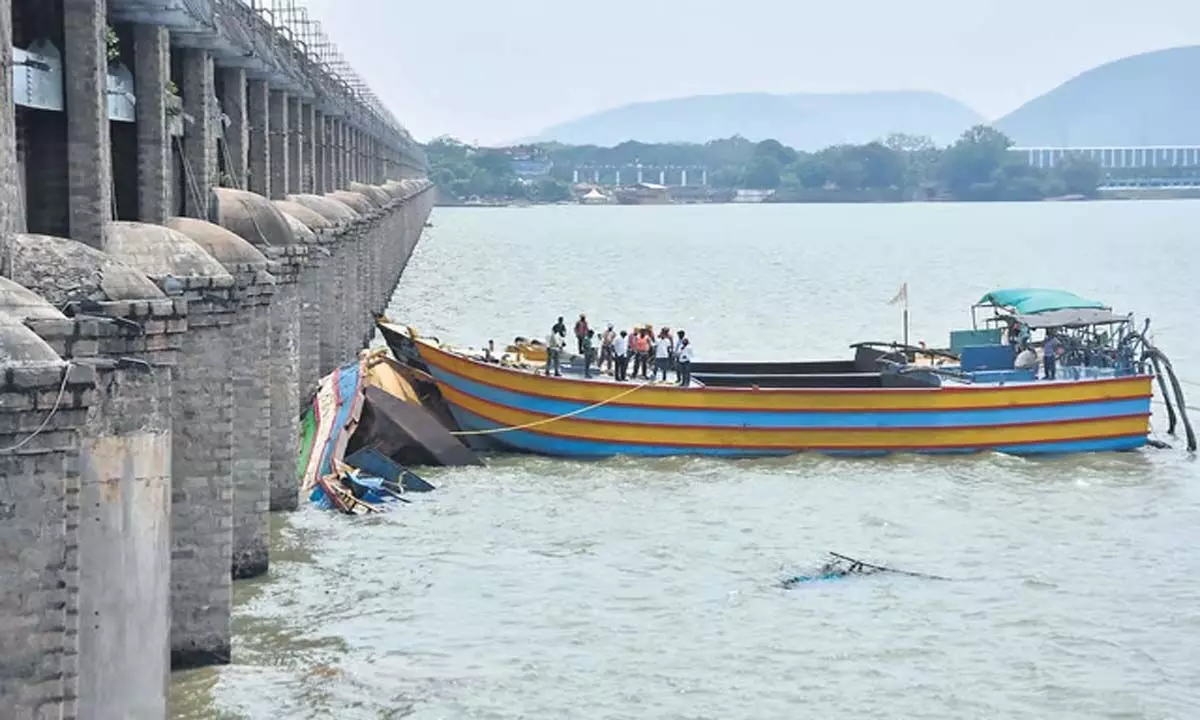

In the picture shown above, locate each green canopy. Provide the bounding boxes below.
[977,288,1108,315]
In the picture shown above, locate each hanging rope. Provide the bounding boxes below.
[450,380,652,436]
[0,363,73,455]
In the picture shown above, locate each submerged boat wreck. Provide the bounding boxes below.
[377,289,1194,458]
[297,347,480,513]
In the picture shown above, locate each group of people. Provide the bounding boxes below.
[1007,320,1063,380]
[544,314,695,385]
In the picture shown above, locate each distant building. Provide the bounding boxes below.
[500,145,554,178]
[1012,146,1200,170]
[1011,146,1200,188]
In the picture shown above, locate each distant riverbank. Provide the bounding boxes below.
[434,187,1200,208]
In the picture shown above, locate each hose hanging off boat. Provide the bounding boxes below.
[1130,324,1197,452]
[1146,348,1197,452]
[1148,353,1178,435]
[449,381,652,436]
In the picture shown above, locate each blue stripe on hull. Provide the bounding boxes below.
[447,406,1147,458]
[431,368,1150,429]
[317,361,361,478]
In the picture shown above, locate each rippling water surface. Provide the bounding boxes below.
[172,202,1200,719]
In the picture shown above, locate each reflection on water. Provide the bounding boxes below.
[173,203,1200,719]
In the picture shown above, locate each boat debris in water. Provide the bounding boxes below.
[781,552,951,588]
[377,288,1194,458]
[298,347,479,514]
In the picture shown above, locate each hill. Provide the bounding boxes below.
[995,46,1200,147]
[526,91,983,149]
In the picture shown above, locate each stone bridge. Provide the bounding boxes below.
[0,1,435,718]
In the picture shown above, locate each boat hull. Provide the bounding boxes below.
[414,340,1153,458]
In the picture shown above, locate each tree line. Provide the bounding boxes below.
[425,126,1104,203]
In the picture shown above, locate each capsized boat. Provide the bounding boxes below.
[378,289,1194,458]
[297,348,478,513]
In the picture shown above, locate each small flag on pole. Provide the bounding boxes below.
[888,282,908,307]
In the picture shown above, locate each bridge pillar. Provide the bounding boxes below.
[166,264,237,669]
[263,245,304,511]
[64,0,113,249]
[287,95,301,196]
[168,219,276,579]
[301,102,315,193]
[313,109,327,193]
[0,349,93,720]
[221,68,249,189]
[58,296,179,720]
[340,121,351,188]
[327,118,337,189]
[248,79,270,197]
[0,0,22,269]
[181,48,215,220]
[268,89,289,199]
[134,24,171,224]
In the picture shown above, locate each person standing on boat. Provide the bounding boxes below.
[654,329,672,382]
[545,323,565,377]
[601,323,617,375]
[574,314,590,354]
[613,330,630,381]
[1042,330,1061,380]
[674,330,687,382]
[581,329,597,378]
[677,336,693,387]
[631,328,648,379]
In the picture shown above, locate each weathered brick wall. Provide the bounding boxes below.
[0,359,95,720]
[228,267,275,578]
[169,278,237,669]
[296,246,322,393]
[31,299,183,720]
[262,246,305,512]
[317,228,342,376]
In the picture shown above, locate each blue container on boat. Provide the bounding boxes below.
[960,344,1015,372]
[950,328,1002,353]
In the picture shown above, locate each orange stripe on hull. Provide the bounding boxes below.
[417,341,1153,413]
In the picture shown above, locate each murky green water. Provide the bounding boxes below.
[172,202,1200,719]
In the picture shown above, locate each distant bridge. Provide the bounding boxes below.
[569,165,710,187]
[1012,146,1200,189]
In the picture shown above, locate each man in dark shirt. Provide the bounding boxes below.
[1043,331,1061,380]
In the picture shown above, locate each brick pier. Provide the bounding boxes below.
[0,1,434,718]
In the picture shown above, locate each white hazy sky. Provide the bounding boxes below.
[302,0,1200,144]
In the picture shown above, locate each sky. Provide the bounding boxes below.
[301,0,1200,145]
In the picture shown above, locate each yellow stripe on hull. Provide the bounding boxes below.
[439,384,1150,450]
[417,341,1153,412]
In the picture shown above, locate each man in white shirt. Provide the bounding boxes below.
[544,325,565,377]
[654,331,671,382]
[677,337,694,386]
[612,330,629,381]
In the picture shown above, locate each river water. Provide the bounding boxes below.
[171,202,1200,719]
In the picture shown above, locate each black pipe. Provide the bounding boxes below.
[1148,353,1178,435]
[1152,350,1197,452]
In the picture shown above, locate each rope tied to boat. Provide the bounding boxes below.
[449,380,653,436]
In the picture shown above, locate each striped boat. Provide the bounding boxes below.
[378,333,1152,459]
[375,287,1177,458]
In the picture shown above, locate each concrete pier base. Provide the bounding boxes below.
[31,296,182,720]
